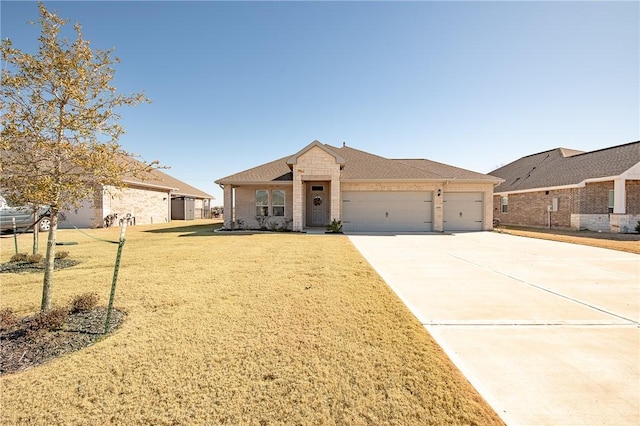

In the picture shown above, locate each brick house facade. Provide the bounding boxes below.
[60,160,213,229]
[216,141,502,232]
[491,142,640,233]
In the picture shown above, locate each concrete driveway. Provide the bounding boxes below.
[348,231,639,426]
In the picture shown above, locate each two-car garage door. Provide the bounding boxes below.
[342,191,484,232]
[342,191,433,232]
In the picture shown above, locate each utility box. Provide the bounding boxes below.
[171,197,195,220]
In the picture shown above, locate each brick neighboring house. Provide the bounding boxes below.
[215,140,502,232]
[490,141,640,233]
[60,161,213,229]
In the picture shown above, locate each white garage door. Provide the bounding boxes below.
[342,191,433,232]
[443,192,483,231]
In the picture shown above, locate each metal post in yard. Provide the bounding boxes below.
[12,218,18,255]
[104,222,127,334]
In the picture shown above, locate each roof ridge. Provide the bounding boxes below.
[568,140,640,158]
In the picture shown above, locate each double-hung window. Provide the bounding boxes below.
[501,196,508,213]
[256,190,285,216]
[256,190,269,216]
[272,190,285,216]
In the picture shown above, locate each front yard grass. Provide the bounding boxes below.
[0,221,502,425]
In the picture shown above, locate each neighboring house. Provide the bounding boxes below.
[215,140,502,232]
[61,162,214,229]
[490,141,640,233]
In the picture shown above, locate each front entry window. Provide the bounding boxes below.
[256,190,268,216]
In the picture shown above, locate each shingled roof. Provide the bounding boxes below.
[491,141,640,193]
[122,157,213,199]
[215,143,500,184]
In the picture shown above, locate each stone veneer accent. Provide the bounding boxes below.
[291,146,342,231]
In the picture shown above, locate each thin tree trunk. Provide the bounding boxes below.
[40,211,58,311]
[32,222,39,255]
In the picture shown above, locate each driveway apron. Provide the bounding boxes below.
[348,232,639,426]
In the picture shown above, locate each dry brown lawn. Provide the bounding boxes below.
[0,221,502,425]
[496,226,640,254]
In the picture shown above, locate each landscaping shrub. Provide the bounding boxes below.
[0,307,17,331]
[70,292,100,313]
[26,253,43,264]
[636,221,640,233]
[30,306,69,332]
[55,251,69,260]
[326,219,343,233]
[10,253,28,262]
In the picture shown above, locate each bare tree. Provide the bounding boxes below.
[1,2,158,311]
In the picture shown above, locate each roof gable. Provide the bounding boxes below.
[286,140,345,166]
[491,141,640,193]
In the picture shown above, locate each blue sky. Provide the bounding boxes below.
[2,1,638,204]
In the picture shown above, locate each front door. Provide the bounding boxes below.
[311,194,324,226]
[306,183,328,227]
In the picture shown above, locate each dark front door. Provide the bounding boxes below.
[306,183,328,227]
[311,194,324,226]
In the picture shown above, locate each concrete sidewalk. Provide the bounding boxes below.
[348,232,639,426]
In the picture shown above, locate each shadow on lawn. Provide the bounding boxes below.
[144,223,226,237]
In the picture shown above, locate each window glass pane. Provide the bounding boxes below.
[501,196,508,213]
[256,206,268,216]
[272,190,285,206]
[256,190,268,205]
[272,206,284,217]
[608,190,614,208]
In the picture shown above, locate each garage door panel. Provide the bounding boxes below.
[443,192,483,231]
[343,191,432,232]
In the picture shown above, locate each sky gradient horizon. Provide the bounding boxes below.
[2,1,638,204]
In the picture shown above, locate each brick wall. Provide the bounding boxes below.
[626,180,640,214]
[234,185,293,229]
[493,179,639,232]
[102,185,170,226]
[493,188,577,228]
[580,181,613,214]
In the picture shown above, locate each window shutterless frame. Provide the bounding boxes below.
[256,190,268,216]
[272,190,285,216]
